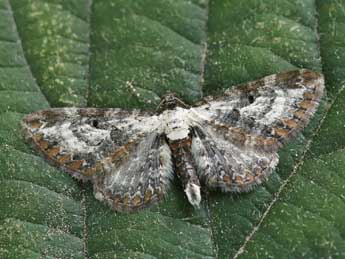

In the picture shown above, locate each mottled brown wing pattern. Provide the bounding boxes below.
[191,126,279,192]
[190,69,324,192]
[193,69,324,151]
[22,108,174,212]
[22,108,155,180]
[93,132,173,212]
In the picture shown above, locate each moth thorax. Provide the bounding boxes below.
[164,109,191,141]
[166,129,189,142]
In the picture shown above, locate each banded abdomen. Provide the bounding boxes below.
[168,137,201,207]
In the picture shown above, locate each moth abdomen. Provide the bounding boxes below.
[168,137,201,207]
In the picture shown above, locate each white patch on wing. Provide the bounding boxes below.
[286,88,305,99]
[40,122,110,153]
[260,96,286,125]
[240,96,271,119]
[259,87,305,125]
[189,107,214,123]
[190,100,237,122]
[109,113,162,135]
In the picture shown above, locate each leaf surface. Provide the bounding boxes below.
[0,0,344,258]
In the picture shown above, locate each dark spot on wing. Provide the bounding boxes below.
[222,108,241,125]
[242,116,255,129]
[92,119,99,128]
[72,154,82,160]
[248,95,255,104]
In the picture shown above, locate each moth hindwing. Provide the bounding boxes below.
[22,69,324,212]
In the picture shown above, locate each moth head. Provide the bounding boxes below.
[157,92,189,113]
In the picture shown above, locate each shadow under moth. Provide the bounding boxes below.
[22,69,324,212]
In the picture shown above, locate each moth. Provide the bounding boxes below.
[22,69,324,212]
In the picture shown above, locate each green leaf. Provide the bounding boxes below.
[1,0,344,258]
